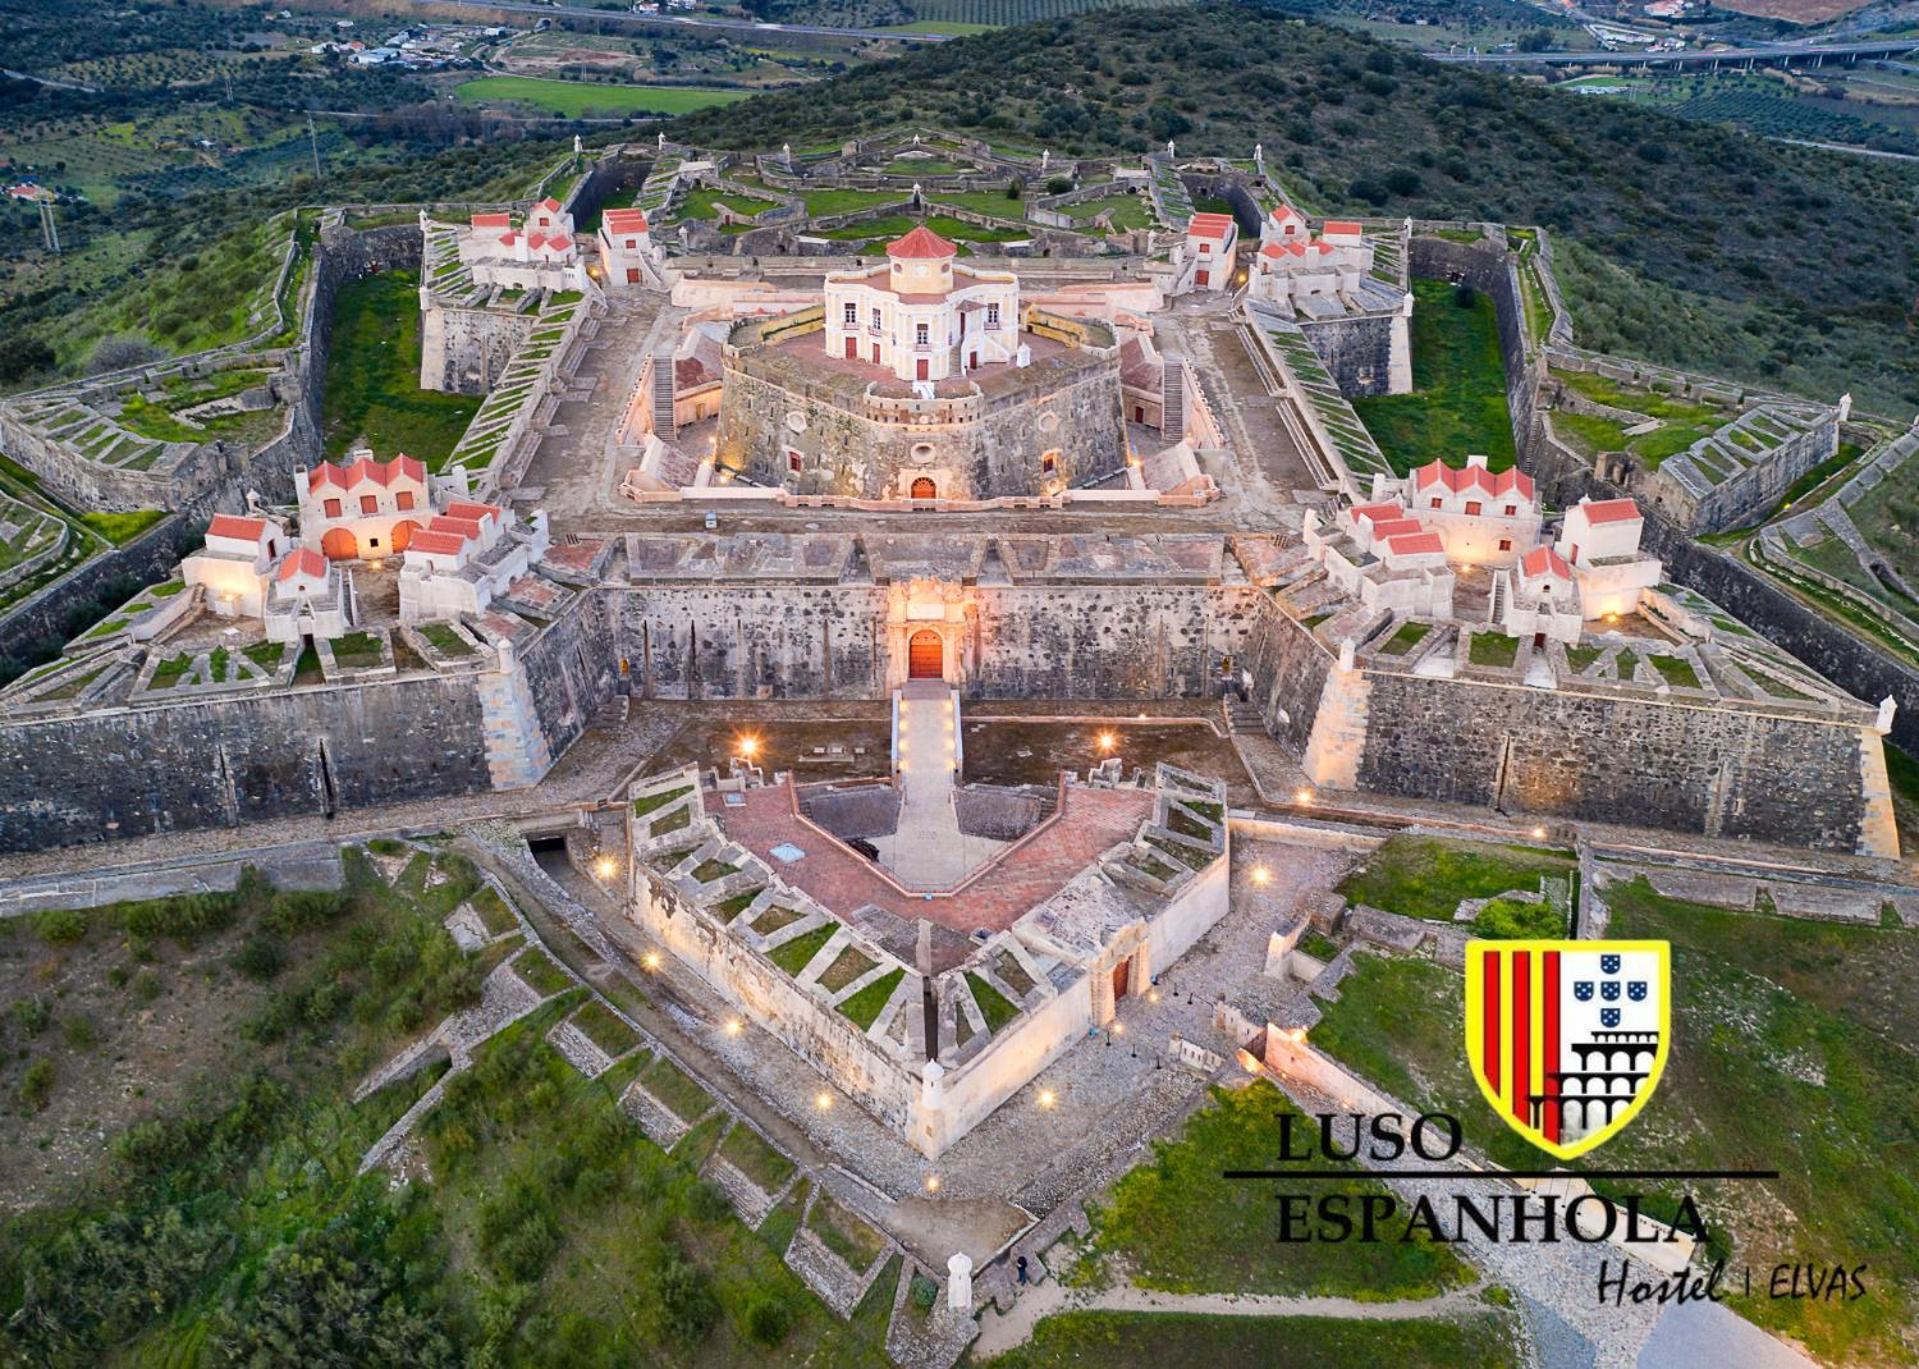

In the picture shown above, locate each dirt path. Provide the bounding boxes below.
[972,1272,1490,1358]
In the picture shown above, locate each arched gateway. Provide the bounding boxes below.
[908,630,944,680]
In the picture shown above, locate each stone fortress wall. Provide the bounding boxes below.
[420,303,535,396]
[716,323,1130,502]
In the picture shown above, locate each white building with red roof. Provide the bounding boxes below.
[181,513,290,618]
[1555,496,1662,618]
[457,196,588,293]
[1503,544,1583,644]
[1249,206,1374,313]
[1303,501,1457,619]
[598,206,662,289]
[822,225,1020,384]
[399,498,550,622]
[1183,212,1238,292]
[1392,454,1541,567]
[296,453,431,562]
[263,546,352,644]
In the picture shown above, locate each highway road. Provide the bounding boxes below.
[1428,36,1919,67]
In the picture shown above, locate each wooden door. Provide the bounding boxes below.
[908,631,942,679]
[1111,958,1130,1002]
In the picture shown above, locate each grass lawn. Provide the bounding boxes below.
[718,1122,797,1193]
[769,925,836,976]
[990,1311,1520,1368]
[1352,278,1515,477]
[640,1055,714,1125]
[1062,193,1153,232]
[674,187,779,222]
[838,968,905,1030]
[930,190,1028,216]
[1467,631,1519,669]
[510,947,573,997]
[807,1192,887,1271]
[79,509,166,545]
[1082,1080,1475,1298]
[567,999,639,1058]
[454,76,749,117]
[966,971,1020,1033]
[321,270,479,468]
[1336,835,1573,924]
[801,188,906,217]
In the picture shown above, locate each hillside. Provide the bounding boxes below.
[672,1,1919,413]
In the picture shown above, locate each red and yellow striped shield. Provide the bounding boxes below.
[1465,940,1670,1161]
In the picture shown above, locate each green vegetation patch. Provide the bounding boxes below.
[1376,620,1431,656]
[965,970,1020,1033]
[768,924,836,976]
[1648,654,1702,689]
[567,999,640,1058]
[510,947,572,997]
[455,76,749,118]
[992,1310,1519,1368]
[1351,280,1514,477]
[817,946,877,993]
[1084,1080,1475,1297]
[710,889,764,924]
[322,270,481,469]
[469,885,518,938]
[806,1192,886,1272]
[1467,632,1519,669]
[1337,835,1573,924]
[1471,896,1565,940]
[718,1122,796,1193]
[633,784,694,818]
[837,968,905,1031]
[640,1054,715,1125]
[80,509,167,545]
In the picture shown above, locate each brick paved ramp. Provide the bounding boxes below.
[708,783,1152,935]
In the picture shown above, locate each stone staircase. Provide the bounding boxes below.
[1161,355,1187,442]
[1221,693,1266,736]
[475,657,555,789]
[650,345,678,439]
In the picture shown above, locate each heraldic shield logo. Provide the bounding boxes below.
[1465,940,1671,1161]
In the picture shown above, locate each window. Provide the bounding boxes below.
[624,238,636,249]
[1041,450,1059,473]
[1503,504,1516,516]
[870,308,881,331]
[324,498,342,518]
[843,302,857,326]
[361,495,379,515]
[1200,242,1211,255]
[396,491,415,511]
[986,302,999,328]
[1498,539,1512,552]
[1429,497,1442,510]
[1570,544,1581,562]
[1465,500,1482,516]
[787,449,803,473]
[915,323,929,347]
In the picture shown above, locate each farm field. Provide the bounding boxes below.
[454,76,753,117]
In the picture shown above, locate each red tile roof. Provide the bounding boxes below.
[1521,545,1572,580]
[1368,518,1425,541]
[1350,501,1406,523]
[276,546,328,582]
[443,500,503,523]
[1322,219,1364,235]
[1385,532,1444,557]
[426,515,483,543]
[471,212,510,228]
[886,224,958,259]
[544,233,572,251]
[407,531,469,557]
[1579,498,1642,524]
[1188,211,1235,239]
[603,208,649,233]
[538,196,563,213]
[207,514,268,542]
[308,455,425,493]
[1411,458,1534,501]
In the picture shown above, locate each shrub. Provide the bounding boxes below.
[19,1057,54,1111]
[34,909,87,946]
[744,1294,794,1347]
[130,969,164,1004]
[232,932,288,982]
[11,995,51,1035]
[61,1014,99,1050]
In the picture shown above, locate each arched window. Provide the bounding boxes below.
[910,476,937,500]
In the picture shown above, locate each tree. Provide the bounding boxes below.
[0,335,54,383]
[1517,29,1555,53]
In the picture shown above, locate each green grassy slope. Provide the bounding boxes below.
[672,1,1919,413]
